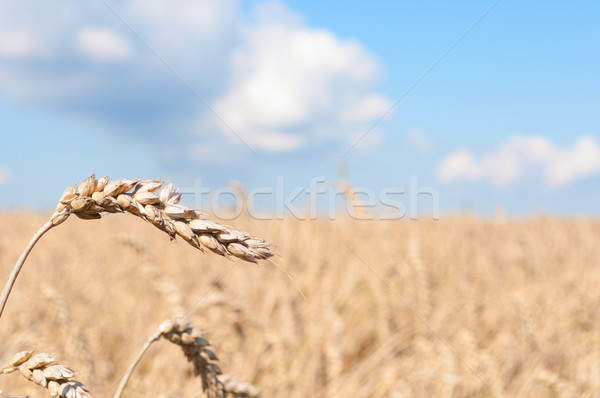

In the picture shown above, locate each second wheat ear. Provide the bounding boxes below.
[0,174,274,320]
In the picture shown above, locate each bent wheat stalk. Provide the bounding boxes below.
[0,215,63,320]
[0,174,274,320]
[0,350,92,398]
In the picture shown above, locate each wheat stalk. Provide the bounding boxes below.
[0,351,92,398]
[115,316,260,398]
[0,174,274,320]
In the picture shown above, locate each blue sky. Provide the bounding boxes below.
[0,1,598,215]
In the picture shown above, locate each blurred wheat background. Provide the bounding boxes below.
[1,212,598,397]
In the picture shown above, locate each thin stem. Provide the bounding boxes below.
[0,219,55,320]
[114,330,162,398]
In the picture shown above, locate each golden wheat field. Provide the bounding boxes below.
[1,210,600,397]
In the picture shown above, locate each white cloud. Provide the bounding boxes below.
[0,29,38,57]
[438,150,481,182]
[438,135,600,188]
[0,169,11,186]
[546,136,600,186]
[407,127,433,153]
[126,0,241,67]
[249,130,306,152]
[348,130,383,154]
[213,2,390,152]
[0,0,390,161]
[338,95,390,124]
[77,28,132,61]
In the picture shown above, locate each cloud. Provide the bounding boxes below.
[545,137,600,186]
[338,95,390,124]
[213,2,390,153]
[438,150,481,182]
[0,0,390,161]
[76,28,132,61]
[406,127,432,153]
[0,169,11,186]
[438,135,600,188]
[348,130,383,154]
[0,29,38,58]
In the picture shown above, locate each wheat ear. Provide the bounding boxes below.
[115,317,260,398]
[0,174,274,320]
[0,351,92,398]
[115,317,223,398]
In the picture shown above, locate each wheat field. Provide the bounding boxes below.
[1,208,599,397]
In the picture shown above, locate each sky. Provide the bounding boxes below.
[0,0,598,216]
